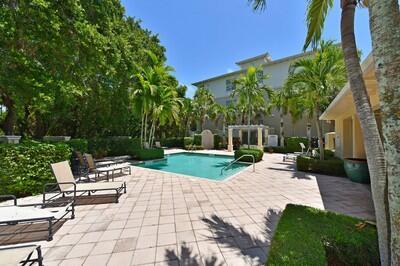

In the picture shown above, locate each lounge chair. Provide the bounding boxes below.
[155,141,167,149]
[283,142,311,162]
[84,154,131,182]
[46,161,127,204]
[0,244,43,266]
[0,195,74,241]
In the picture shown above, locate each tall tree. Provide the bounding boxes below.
[285,41,347,160]
[192,87,216,132]
[232,66,272,149]
[247,0,390,263]
[368,1,400,263]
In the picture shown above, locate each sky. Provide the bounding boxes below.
[121,0,372,98]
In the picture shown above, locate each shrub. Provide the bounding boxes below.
[160,137,184,148]
[184,145,203,150]
[67,139,88,153]
[135,148,164,160]
[213,134,222,149]
[184,137,193,146]
[297,156,346,177]
[107,138,140,156]
[0,141,71,197]
[268,204,378,265]
[88,138,140,158]
[193,134,202,145]
[264,146,290,153]
[285,137,309,152]
[234,148,263,163]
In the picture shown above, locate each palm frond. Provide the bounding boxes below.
[247,0,267,11]
[303,0,334,50]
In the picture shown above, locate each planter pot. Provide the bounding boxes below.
[43,136,71,142]
[0,135,22,144]
[344,158,370,184]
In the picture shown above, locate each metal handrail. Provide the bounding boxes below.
[221,154,255,174]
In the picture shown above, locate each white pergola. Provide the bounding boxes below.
[227,125,269,152]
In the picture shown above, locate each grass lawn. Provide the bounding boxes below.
[268,204,379,265]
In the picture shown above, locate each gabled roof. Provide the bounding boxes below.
[235,52,271,66]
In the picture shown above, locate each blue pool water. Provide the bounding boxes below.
[137,152,249,181]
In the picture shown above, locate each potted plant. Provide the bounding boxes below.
[344,158,370,184]
[268,147,274,154]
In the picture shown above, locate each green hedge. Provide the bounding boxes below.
[184,145,204,150]
[160,137,184,148]
[184,137,193,146]
[265,146,291,153]
[193,134,202,145]
[234,148,263,163]
[67,139,88,153]
[0,141,72,197]
[88,138,140,158]
[135,148,164,160]
[285,137,309,152]
[268,204,378,265]
[297,156,346,177]
[214,134,222,149]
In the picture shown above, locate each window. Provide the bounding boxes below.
[226,79,235,91]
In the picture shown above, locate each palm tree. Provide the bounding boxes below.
[232,66,272,149]
[192,87,216,132]
[149,86,182,147]
[247,0,390,263]
[368,1,400,262]
[285,41,347,160]
[212,103,237,142]
[132,50,175,148]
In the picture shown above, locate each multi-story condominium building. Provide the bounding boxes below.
[192,50,334,139]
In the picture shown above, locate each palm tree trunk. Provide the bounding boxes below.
[341,1,390,264]
[140,108,145,148]
[314,111,324,160]
[144,112,148,146]
[280,114,284,147]
[368,1,400,263]
[247,106,251,149]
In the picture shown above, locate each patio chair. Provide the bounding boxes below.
[46,161,127,204]
[0,244,43,266]
[283,142,311,162]
[155,141,167,149]
[0,195,75,241]
[83,153,131,182]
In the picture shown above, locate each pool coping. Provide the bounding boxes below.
[132,151,254,182]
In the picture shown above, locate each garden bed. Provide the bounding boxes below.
[268,204,379,265]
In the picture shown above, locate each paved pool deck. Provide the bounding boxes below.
[2,150,375,266]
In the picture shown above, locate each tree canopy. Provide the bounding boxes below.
[0,0,170,138]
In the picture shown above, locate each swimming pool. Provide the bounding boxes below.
[136,152,249,181]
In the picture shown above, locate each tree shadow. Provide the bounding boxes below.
[165,242,224,266]
[200,208,282,264]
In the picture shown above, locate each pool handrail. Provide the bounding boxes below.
[221,154,255,175]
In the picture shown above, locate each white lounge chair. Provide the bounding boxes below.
[46,161,127,204]
[84,154,131,182]
[155,141,167,149]
[0,195,74,241]
[283,142,311,162]
[0,244,43,266]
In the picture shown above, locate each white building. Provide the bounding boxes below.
[192,51,334,139]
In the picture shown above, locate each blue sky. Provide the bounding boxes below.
[121,1,372,98]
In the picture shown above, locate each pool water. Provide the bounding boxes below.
[137,152,249,181]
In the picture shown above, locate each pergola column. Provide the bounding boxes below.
[238,129,242,142]
[228,128,233,152]
[264,127,269,146]
[257,127,263,150]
